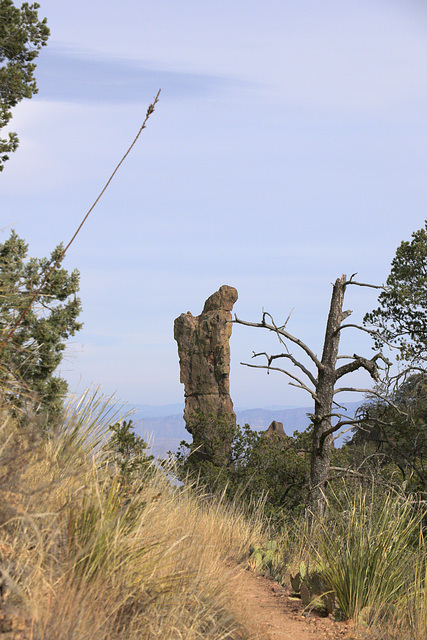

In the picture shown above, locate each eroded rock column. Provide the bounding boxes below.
[174,285,238,467]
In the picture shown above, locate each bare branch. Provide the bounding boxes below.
[334,386,379,394]
[333,387,407,415]
[0,89,162,355]
[345,275,385,290]
[335,353,380,382]
[356,415,399,431]
[261,311,289,349]
[288,381,318,398]
[241,361,318,400]
[315,412,354,422]
[332,424,359,440]
[234,315,323,370]
[278,307,294,330]
[251,351,317,387]
[319,417,367,445]
[375,353,393,367]
[329,463,413,498]
[338,323,398,351]
[378,365,426,391]
[329,466,366,478]
[332,398,350,410]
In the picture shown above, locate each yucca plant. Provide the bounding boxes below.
[395,531,427,640]
[66,469,143,582]
[312,485,423,622]
[52,387,130,461]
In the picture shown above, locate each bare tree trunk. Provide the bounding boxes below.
[309,275,349,517]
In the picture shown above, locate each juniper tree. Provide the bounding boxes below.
[349,222,427,496]
[0,230,82,422]
[364,219,427,365]
[348,373,427,496]
[0,0,49,170]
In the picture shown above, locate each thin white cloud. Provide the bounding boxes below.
[36,47,240,104]
[40,0,427,111]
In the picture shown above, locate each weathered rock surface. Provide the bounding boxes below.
[264,420,286,438]
[174,285,238,466]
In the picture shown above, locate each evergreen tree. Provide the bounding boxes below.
[347,374,427,496]
[0,0,49,170]
[0,230,82,422]
[346,222,427,496]
[364,220,427,363]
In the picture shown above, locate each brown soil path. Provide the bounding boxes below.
[230,568,358,640]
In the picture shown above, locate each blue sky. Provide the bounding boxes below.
[2,0,427,409]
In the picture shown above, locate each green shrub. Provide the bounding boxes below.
[173,421,309,517]
[106,419,154,490]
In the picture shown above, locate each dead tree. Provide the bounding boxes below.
[234,274,390,517]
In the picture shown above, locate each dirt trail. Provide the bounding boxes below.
[0,564,358,640]
[230,568,358,640]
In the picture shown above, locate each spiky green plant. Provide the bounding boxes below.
[65,467,149,582]
[396,532,427,640]
[49,387,130,465]
[312,486,423,622]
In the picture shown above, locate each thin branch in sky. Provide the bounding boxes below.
[0,89,161,354]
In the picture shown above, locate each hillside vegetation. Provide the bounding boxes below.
[1,389,427,640]
[0,391,266,640]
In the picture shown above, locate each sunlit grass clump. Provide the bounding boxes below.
[0,390,265,640]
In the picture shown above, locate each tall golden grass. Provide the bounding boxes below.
[0,391,266,640]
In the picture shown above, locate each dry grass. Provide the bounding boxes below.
[0,394,266,640]
[5,390,426,640]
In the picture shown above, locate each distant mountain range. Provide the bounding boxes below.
[131,402,361,457]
